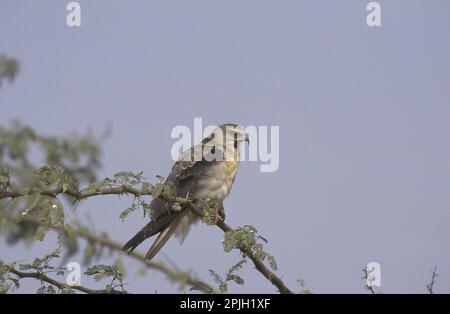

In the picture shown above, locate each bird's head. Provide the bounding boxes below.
[215,123,249,148]
[201,124,248,161]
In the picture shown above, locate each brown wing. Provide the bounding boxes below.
[122,136,222,256]
[150,134,221,220]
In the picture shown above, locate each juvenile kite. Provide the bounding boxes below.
[123,124,249,260]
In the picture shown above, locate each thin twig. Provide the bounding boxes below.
[362,267,376,294]
[8,266,126,294]
[0,185,150,201]
[426,266,438,294]
[164,196,293,294]
[0,212,216,293]
[1,184,293,294]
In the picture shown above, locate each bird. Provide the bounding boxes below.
[122,123,249,260]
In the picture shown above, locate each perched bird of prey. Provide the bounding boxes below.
[123,124,249,260]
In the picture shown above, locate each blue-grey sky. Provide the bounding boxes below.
[1,0,450,293]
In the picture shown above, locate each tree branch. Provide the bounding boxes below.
[426,266,438,294]
[7,266,125,294]
[1,184,293,294]
[362,267,376,294]
[182,200,293,294]
[0,185,149,201]
[0,212,216,293]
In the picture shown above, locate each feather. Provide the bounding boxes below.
[122,124,246,260]
[122,213,174,254]
[144,209,189,260]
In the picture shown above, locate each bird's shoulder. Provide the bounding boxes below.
[168,151,217,183]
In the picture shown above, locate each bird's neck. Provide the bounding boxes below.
[223,139,240,162]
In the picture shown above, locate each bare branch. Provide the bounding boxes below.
[0,212,216,293]
[362,266,376,294]
[426,266,438,294]
[164,197,293,294]
[0,185,149,201]
[1,184,293,294]
[7,266,125,294]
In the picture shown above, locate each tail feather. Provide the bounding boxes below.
[144,226,174,260]
[122,221,157,254]
[122,212,179,254]
[122,210,189,260]
[144,210,188,260]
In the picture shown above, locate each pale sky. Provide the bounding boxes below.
[1,0,450,293]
